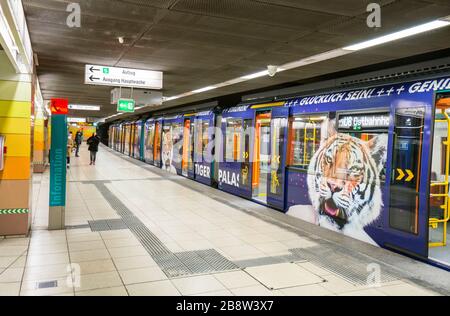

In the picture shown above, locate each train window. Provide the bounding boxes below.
[196,119,211,157]
[225,119,243,162]
[389,107,425,234]
[172,122,183,157]
[202,121,210,156]
[195,119,203,159]
[287,115,327,170]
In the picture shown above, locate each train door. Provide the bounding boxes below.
[120,124,125,153]
[130,123,135,157]
[267,107,289,210]
[251,106,289,209]
[124,124,131,156]
[387,105,429,258]
[135,122,142,160]
[154,121,162,167]
[252,111,271,203]
[182,118,194,178]
[429,92,450,266]
[144,121,155,164]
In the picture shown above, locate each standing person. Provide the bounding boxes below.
[75,130,83,157]
[87,133,100,165]
[67,132,74,169]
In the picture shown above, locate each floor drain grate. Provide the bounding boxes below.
[37,280,58,289]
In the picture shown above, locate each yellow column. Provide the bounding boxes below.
[33,110,47,173]
[0,52,32,236]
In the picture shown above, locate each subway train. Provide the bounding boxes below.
[108,75,450,270]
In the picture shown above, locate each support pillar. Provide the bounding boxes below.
[48,99,68,230]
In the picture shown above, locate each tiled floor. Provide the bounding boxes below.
[0,145,447,296]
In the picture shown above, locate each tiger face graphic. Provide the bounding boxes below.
[307,130,387,241]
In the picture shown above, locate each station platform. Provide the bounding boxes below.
[1,145,449,296]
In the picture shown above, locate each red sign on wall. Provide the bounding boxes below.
[50,98,69,115]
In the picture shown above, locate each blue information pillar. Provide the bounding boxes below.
[48,99,68,230]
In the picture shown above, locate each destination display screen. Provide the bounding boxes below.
[338,112,390,131]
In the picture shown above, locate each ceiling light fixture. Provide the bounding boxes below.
[343,20,450,51]
[191,86,217,93]
[241,70,269,80]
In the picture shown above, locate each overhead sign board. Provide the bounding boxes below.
[84,65,163,89]
[68,104,101,111]
[68,117,87,123]
[117,99,135,113]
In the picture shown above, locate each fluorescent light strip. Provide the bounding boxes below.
[192,86,217,93]
[241,70,269,80]
[344,20,450,51]
[103,16,450,120]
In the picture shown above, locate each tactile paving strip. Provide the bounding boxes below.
[153,253,191,278]
[129,225,171,256]
[234,253,304,269]
[152,250,240,278]
[85,181,238,278]
[195,249,240,271]
[88,220,111,232]
[289,247,399,285]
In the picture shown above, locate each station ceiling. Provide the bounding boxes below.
[24,0,450,118]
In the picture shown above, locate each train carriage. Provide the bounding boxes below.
[107,75,450,269]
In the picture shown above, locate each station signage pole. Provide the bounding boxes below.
[48,98,69,230]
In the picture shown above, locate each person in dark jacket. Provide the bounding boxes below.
[75,130,83,157]
[87,133,100,165]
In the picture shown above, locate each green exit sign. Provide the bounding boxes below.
[117,99,135,113]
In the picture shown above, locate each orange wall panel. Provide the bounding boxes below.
[0,157,31,180]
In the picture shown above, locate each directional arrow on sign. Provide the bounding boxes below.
[405,169,414,182]
[396,168,414,182]
[89,75,99,82]
[89,66,100,73]
[396,168,405,181]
